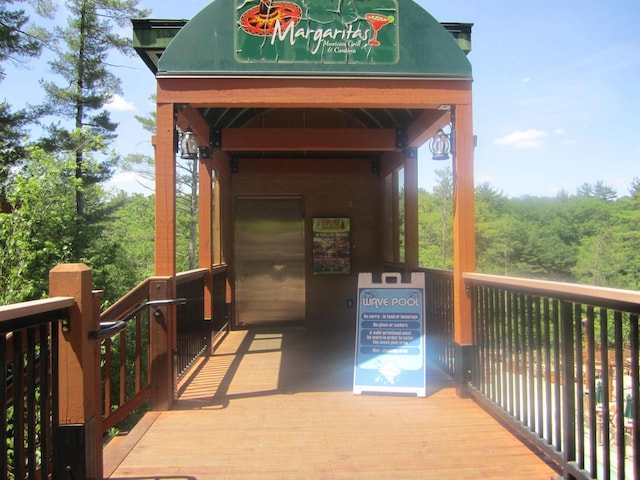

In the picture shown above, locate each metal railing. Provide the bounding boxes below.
[465,273,640,480]
[0,297,74,480]
[420,267,455,377]
[176,269,208,378]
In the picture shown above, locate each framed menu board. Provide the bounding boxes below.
[312,217,351,275]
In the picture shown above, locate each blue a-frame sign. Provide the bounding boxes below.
[353,272,426,396]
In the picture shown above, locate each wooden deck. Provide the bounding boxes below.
[105,327,560,479]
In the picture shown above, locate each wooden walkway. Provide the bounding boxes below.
[105,327,560,479]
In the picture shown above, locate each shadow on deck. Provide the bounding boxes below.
[105,326,560,479]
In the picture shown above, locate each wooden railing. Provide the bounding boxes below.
[1,297,74,480]
[465,273,640,480]
[97,279,155,433]
[2,263,229,479]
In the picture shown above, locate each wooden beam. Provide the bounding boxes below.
[235,157,373,175]
[158,78,472,109]
[407,109,451,147]
[221,128,396,152]
[404,150,419,268]
[177,107,209,142]
[452,103,475,347]
[155,102,177,277]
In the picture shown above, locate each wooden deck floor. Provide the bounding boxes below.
[105,327,560,480]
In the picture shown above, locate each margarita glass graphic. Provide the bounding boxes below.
[365,13,394,46]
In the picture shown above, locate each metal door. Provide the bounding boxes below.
[234,197,305,326]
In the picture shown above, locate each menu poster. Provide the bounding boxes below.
[312,217,351,275]
[353,272,426,396]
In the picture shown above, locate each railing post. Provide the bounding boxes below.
[559,300,577,480]
[49,264,103,480]
[149,276,176,410]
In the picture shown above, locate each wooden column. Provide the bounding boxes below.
[149,276,176,410]
[452,103,476,397]
[49,264,102,480]
[404,148,419,268]
[155,102,177,277]
[200,154,214,322]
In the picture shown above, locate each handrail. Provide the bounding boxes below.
[0,297,75,323]
[464,272,640,313]
[90,298,186,340]
[100,278,151,324]
[176,268,209,284]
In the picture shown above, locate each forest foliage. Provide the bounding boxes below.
[422,169,640,292]
[2,2,639,308]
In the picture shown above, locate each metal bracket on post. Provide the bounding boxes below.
[405,147,417,160]
[211,128,222,149]
[395,128,408,151]
[230,157,239,174]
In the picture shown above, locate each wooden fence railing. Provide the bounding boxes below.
[465,273,640,480]
[2,263,228,479]
[1,297,74,480]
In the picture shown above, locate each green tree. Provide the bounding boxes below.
[39,0,148,222]
[0,146,78,303]
[0,0,52,184]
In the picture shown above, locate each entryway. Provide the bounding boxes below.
[233,197,305,326]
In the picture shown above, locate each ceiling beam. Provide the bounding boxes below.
[407,109,451,147]
[221,128,398,152]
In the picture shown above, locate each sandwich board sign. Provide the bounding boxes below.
[353,272,426,396]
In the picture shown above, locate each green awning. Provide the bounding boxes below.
[134,0,472,79]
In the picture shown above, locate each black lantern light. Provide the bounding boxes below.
[429,128,451,161]
[180,127,199,160]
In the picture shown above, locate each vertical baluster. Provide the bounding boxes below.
[471,284,480,390]
[613,311,624,480]
[487,286,495,400]
[0,334,7,480]
[38,323,51,480]
[527,294,535,430]
[629,313,639,480]
[552,299,562,451]
[574,303,585,470]
[12,330,25,480]
[535,296,543,437]
[26,328,37,479]
[544,297,553,444]
[120,330,127,407]
[507,291,518,416]
[498,288,507,410]
[585,307,598,477]
[135,313,142,393]
[600,308,611,480]
[560,301,577,479]
[104,337,112,416]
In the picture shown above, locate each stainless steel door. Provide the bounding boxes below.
[234,197,305,326]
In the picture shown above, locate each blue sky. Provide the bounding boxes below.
[3,0,639,198]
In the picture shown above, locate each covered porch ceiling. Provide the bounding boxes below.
[132,5,472,157]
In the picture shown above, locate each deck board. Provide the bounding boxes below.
[106,327,560,479]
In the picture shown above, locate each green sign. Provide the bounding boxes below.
[235,0,399,64]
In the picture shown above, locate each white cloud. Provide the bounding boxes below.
[493,129,547,149]
[106,171,154,195]
[522,76,531,83]
[106,94,137,112]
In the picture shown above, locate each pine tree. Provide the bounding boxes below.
[0,0,51,185]
[39,0,148,219]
